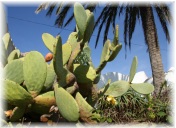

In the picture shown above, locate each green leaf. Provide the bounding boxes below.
[129,56,138,83]
[74,2,87,39]
[131,83,154,94]
[105,80,130,97]
[157,111,167,117]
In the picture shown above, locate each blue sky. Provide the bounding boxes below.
[4,2,174,77]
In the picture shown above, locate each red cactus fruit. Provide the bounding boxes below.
[45,53,53,62]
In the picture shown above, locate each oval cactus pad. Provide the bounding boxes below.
[105,80,130,97]
[2,79,33,107]
[54,84,79,121]
[4,59,24,84]
[23,51,47,97]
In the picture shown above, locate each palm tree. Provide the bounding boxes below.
[35,2,172,97]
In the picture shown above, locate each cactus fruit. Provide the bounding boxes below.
[23,51,47,97]
[3,79,33,107]
[45,53,53,62]
[54,84,79,121]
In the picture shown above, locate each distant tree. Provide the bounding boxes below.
[36,2,172,97]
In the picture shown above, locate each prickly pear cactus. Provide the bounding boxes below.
[101,56,154,97]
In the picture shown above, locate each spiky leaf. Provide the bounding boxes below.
[2,79,33,107]
[105,80,130,97]
[42,33,56,52]
[23,51,47,97]
[129,56,138,83]
[4,59,24,84]
[54,85,79,121]
[74,2,87,39]
[131,83,154,94]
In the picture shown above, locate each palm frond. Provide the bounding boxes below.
[55,5,71,27]
[103,9,113,44]
[94,5,109,31]
[85,3,97,12]
[46,3,56,16]
[112,6,118,31]
[35,3,49,14]
[64,14,74,27]
[128,7,139,48]
[56,2,64,15]
[95,6,111,48]
[124,7,130,50]
[155,6,171,42]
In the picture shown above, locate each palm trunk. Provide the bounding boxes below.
[140,7,165,97]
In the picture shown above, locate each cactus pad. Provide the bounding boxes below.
[75,92,94,121]
[10,106,26,122]
[42,33,56,52]
[54,84,79,121]
[4,59,24,84]
[23,51,47,97]
[74,2,87,39]
[42,65,56,92]
[62,42,72,65]
[3,79,33,107]
[7,49,20,63]
[131,83,154,94]
[105,80,130,97]
[31,91,56,114]
[129,56,138,83]
[73,64,96,84]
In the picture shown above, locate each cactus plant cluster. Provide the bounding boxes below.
[1,2,155,125]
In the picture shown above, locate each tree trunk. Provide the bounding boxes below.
[140,7,165,97]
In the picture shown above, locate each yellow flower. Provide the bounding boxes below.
[106,95,117,105]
